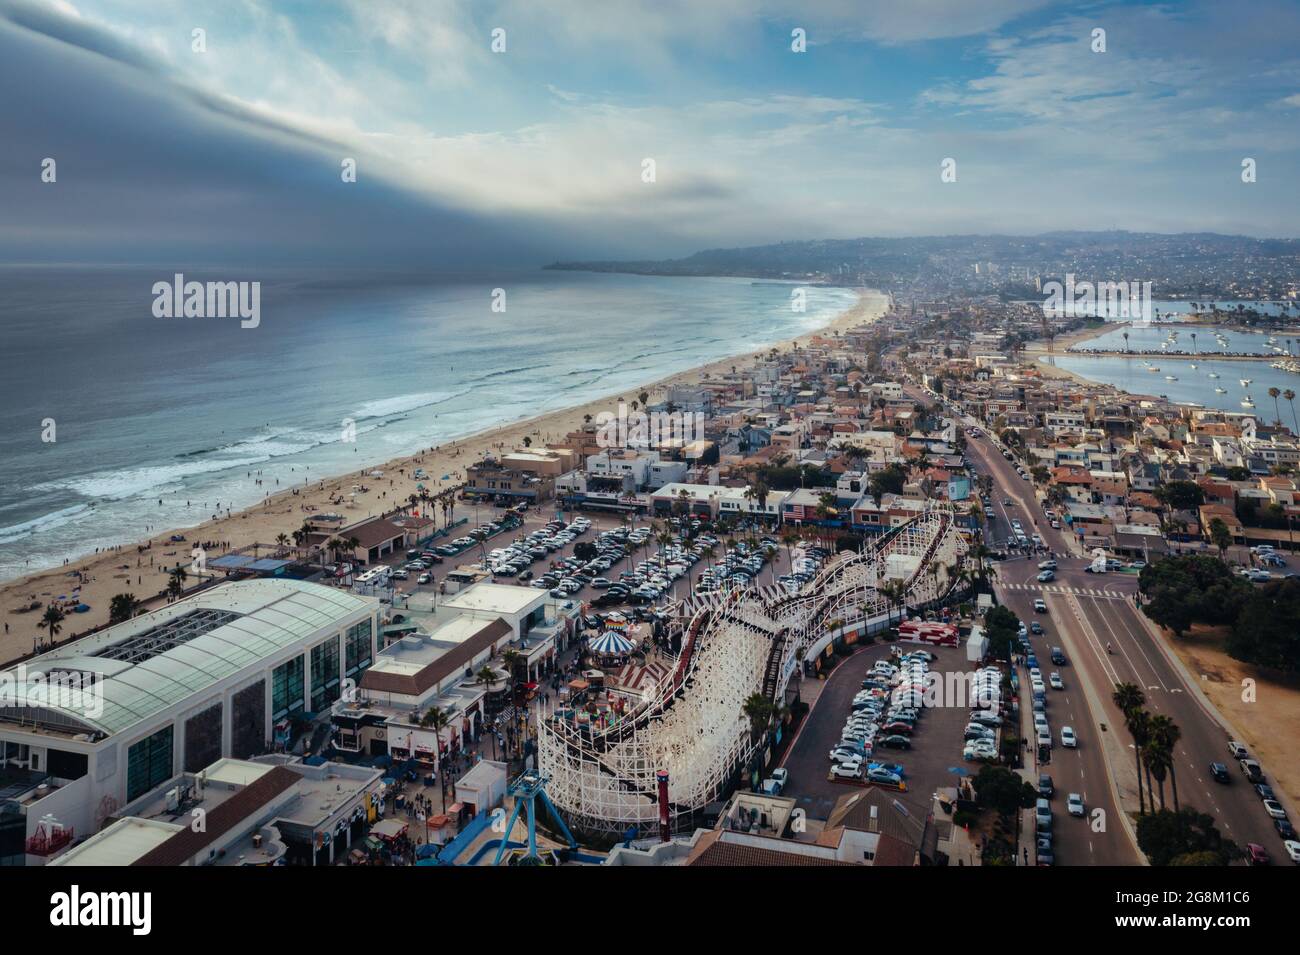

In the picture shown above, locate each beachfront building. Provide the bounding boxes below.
[0,579,378,865]
[332,582,564,765]
[466,455,556,504]
[48,755,384,867]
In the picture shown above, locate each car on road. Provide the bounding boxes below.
[1049,672,1064,690]
[1060,726,1077,748]
[1263,799,1288,820]
[1050,647,1067,665]
[1067,793,1085,817]
[1247,843,1270,866]
[417,572,431,585]
[1039,774,1054,797]
[877,734,912,750]
[1003,499,1012,506]
[1033,598,1048,613]
[1209,762,1231,783]
[1029,621,1044,635]
[830,761,862,780]
[1035,798,1052,831]
[1036,570,1055,583]
[866,767,903,787]
[1228,740,1248,759]
[1038,560,1057,571]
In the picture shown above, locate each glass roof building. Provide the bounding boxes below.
[0,579,378,864]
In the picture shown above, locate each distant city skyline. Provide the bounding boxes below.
[4,0,1300,268]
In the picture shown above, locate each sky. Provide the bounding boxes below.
[2,0,1299,268]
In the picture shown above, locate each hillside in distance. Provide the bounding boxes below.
[547,231,1300,299]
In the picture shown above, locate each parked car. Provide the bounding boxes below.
[877,734,912,750]
[1039,773,1054,797]
[1284,841,1300,864]
[1228,740,1248,759]
[1255,783,1276,801]
[830,761,862,780]
[1247,843,1270,866]
[1263,799,1288,820]
[1240,758,1264,782]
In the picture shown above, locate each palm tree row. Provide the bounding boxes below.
[1112,683,1183,814]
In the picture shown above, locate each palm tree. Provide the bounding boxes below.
[1143,740,1170,810]
[41,604,65,645]
[1147,714,1182,812]
[476,665,499,694]
[878,578,908,625]
[274,532,290,555]
[1268,387,1282,426]
[166,566,188,601]
[500,649,526,699]
[108,592,140,624]
[420,704,455,809]
[1285,389,1298,436]
[1113,683,1148,815]
[742,692,775,740]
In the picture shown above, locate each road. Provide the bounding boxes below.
[952,393,1289,861]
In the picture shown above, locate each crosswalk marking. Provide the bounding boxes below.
[1001,582,1127,599]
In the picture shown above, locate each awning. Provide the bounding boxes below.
[588,630,635,655]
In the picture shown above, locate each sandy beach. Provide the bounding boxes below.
[0,289,889,665]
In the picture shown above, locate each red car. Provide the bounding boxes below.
[1247,843,1270,866]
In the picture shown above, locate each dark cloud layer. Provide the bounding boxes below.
[0,9,565,268]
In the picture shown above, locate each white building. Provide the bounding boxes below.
[0,579,379,864]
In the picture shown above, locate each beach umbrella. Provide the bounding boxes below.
[587,630,635,655]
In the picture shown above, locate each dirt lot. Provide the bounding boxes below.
[1167,624,1300,804]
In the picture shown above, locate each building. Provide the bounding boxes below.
[0,579,379,865]
[466,456,555,503]
[48,755,384,867]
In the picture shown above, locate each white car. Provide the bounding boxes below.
[964,741,998,761]
[417,572,431,585]
[1263,799,1288,820]
[1284,840,1300,864]
[1049,673,1064,690]
[830,761,862,780]
[1060,726,1077,748]
[1067,793,1085,817]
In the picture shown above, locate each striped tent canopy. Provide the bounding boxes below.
[587,630,635,655]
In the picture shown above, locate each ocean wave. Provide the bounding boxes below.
[353,390,465,419]
[0,503,95,544]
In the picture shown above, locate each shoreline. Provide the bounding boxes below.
[0,289,889,664]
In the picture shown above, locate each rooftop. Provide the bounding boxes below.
[0,579,375,739]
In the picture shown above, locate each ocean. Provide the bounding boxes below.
[0,268,859,581]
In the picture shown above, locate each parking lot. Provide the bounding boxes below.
[369,501,821,618]
[779,643,980,824]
